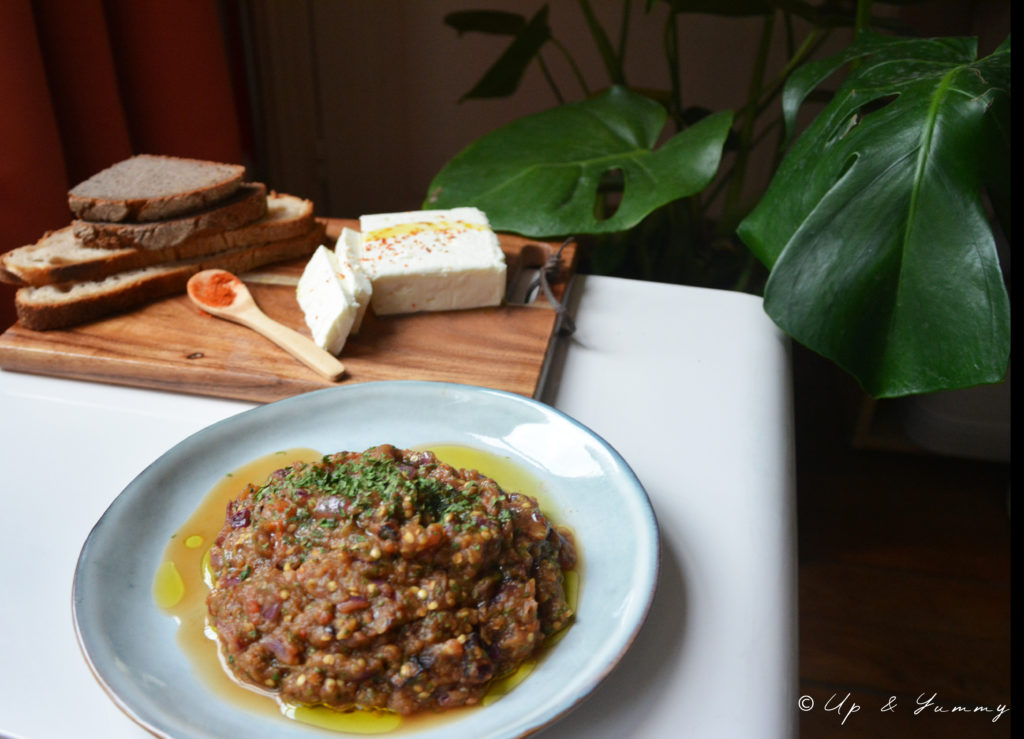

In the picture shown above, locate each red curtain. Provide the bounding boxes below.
[0,0,247,329]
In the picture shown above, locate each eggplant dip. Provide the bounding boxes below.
[206,444,576,715]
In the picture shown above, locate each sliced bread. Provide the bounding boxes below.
[2,192,315,287]
[72,182,268,250]
[68,154,246,222]
[15,222,325,330]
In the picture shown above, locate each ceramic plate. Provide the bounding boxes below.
[73,381,658,738]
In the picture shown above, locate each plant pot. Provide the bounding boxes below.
[897,371,1011,463]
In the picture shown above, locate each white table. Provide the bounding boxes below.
[0,275,796,738]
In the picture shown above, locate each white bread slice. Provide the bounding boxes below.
[2,192,314,287]
[71,182,267,250]
[68,154,246,222]
[15,222,325,331]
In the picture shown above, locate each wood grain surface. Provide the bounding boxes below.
[792,347,1011,739]
[0,219,576,402]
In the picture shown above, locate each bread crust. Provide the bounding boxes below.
[2,193,314,287]
[68,154,246,222]
[72,182,268,251]
[15,221,325,331]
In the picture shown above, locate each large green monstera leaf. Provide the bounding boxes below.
[738,33,1010,398]
[425,86,733,237]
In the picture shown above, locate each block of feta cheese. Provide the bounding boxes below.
[336,228,373,333]
[296,245,361,356]
[357,207,506,315]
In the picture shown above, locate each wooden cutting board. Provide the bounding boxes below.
[0,219,576,402]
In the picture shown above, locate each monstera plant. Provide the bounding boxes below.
[425,86,734,238]
[425,0,1010,399]
[739,32,1010,398]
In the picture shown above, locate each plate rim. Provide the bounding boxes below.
[72,380,660,739]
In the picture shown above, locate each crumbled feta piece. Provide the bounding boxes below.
[296,245,358,355]
[358,207,506,315]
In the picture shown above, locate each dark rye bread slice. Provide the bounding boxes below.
[2,192,315,287]
[73,182,268,251]
[68,154,246,222]
[15,221,325,330]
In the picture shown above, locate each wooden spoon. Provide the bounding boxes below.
[186,269,345,381]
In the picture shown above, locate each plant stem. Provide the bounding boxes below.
[578,0,625,85]
[719,11,776,234]
[617,0,632,72]
[849,0,873,72]
[536,52,565,103]
[731,27,828,129]
[549,37,591,97]
[855,0,873,36]
[699,22,830,217]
